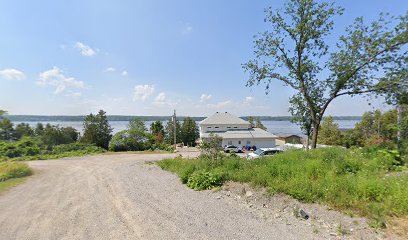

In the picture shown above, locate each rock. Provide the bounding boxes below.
[216,196,221,199]
[299,209,309,220]
[275,213,281,218]
[245,191,253,197]
[330,232,337,236]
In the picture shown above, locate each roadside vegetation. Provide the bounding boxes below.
[0,161,32,193]
[158,147,408,228]
[0,109,200,161]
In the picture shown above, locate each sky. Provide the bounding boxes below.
[0,0,405,117]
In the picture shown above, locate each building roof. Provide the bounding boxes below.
[275,133,302,138]
[200,112,250,125]
[201,128,277,139]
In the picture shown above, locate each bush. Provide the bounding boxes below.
[52,142,105,154]
[0,162,32,182]
[187,170,224,190]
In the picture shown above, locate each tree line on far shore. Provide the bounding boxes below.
[0,109,199,160]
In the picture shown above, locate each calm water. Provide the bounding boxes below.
[12,120,359,136]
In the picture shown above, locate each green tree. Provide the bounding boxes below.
[14,123,34,139]
[318,116,343,146]
[247,116,255,128]
[41,124,78,147]
[181,117,199,146]
[199,133,223,159]
[165,118,181,145]
[289,93,313,148]
[243,0,407,148]
[150,120,165,143]
[255,117,267,130]
[0,110,6,119]
[0,118,15,140]
[81,110,112,149]
[34,123,45,136]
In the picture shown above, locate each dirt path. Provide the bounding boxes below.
[0,153,378,239]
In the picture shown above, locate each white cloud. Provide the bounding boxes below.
[181,22,193,34]
[75,42,96,56]
[37,66,85,94]
[0,68,26,81]
[122,70,128,76]
[153,92,167,105]
[133,84,155,101]
[104,67,116,72]
[200,94,212,102]
[207,100,234,109]
[243,96,254,105]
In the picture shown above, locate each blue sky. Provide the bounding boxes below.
[0,0,405,116]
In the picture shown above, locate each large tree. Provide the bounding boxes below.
[181,117,199,146]
[243,0,407,148]
[81,110,113,149]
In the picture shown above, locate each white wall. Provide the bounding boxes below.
[200,124,251,133]
[222,138,276,148]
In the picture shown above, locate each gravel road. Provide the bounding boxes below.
[0,153,321,240]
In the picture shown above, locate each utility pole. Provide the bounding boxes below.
[173,109,177,151]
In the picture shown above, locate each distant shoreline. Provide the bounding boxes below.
[7,115,362,122]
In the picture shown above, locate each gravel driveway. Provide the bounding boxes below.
[0,153,319,240]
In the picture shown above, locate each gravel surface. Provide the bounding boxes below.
[0,152,392,240]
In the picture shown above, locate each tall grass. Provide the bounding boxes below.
[157,148,408,227]
[0,162,32,182]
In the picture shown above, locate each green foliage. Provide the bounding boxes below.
[0,162,32,182]
[243,0,407,148]
[158,147,408,227]
[199,133,223,159]
[40,124,79,147]
[150,120,165,143]
[180,117,199,146]
[255,117,267,130]
[0,137,105,161]
[81,110,112,149]
[187,170,224,190]
[14,123,34,139]
[0,118,15,140]
[318,116,343,145]
[164,117,181,144]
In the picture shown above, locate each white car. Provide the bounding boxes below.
[224,145,239,153]
[247,148,282,159]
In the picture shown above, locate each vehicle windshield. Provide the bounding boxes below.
[255,149,264,155]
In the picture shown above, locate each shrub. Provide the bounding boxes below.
[52,142,105,154]
[187,170,224,190]
[0,162,32,182]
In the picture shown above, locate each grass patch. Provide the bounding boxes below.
[0,162,32,181]
[157,148,408,227]
[0,177,28,194]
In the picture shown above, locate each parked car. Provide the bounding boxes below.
[224,145,240,153]
[247,148,282,159]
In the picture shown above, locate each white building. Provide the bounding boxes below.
[199,112,277,148]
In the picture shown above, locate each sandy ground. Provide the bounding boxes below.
[0,152,396,240]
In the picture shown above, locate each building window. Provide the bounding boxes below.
[234,127,238,128]
[227,127,231,129]
[207,127,212,129]
[228,141,232,145]
[238,140,241,145]
[247,140,251,145]
[215,127,219,129]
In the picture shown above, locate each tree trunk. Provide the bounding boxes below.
[397,105,402,142]
[305,136,310,150]
[311,122,320,149]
